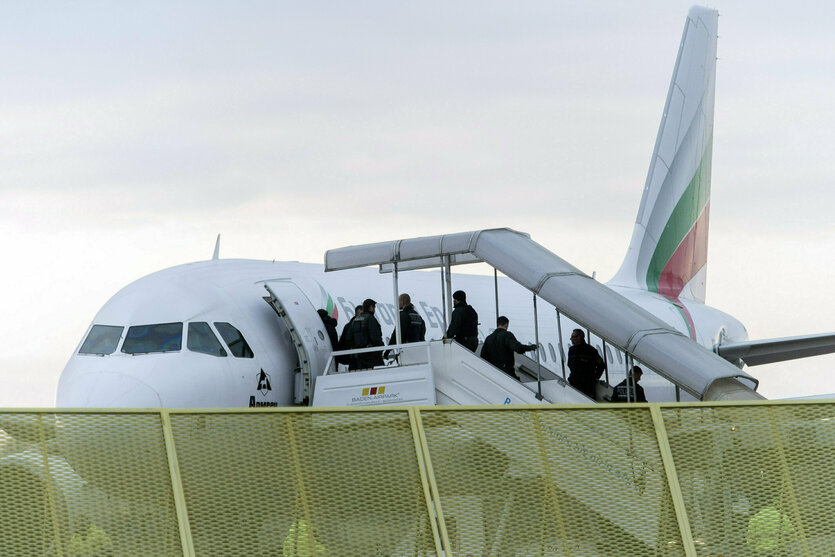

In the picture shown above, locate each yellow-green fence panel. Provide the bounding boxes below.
[661,401,835,557]
[5,401,835,556]
[416,406,686,557]
[0,411,182,557]
[168,409,440,556]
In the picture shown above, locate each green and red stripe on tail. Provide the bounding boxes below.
[644,148,712,340]
[318,283,338,321]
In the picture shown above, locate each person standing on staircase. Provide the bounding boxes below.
[567,329,605,400]
[388,293,426,345]
[610,366,647,403]
[347,299,384,370]
[446,290,479,351]
[336,305,362,366]
[480,316,537,377]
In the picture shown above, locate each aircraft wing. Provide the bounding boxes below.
[717,332,835,366]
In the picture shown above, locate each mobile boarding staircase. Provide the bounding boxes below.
[314,339,592,407]
[311,228,762,407]
[307,228,763,555]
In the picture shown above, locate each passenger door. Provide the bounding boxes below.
[263,280,335,404]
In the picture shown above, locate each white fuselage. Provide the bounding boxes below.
[58,258,749,408]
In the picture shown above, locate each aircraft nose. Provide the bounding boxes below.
[57,371,163,408]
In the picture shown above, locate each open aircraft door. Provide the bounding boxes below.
[263,280,335,404]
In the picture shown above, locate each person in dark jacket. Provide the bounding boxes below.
[347,298,384,370]
[339,306,362,346]
[336,305,362,365]
[446,290,479,351]
[610,366,647,403]
[388,294,426,345]
[567,329,606,400]
[480,316,537,377]
[317,309,339,350]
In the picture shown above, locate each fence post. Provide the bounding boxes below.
[411,408,452,555]
[161,410,196,557]
[650,405,698,557]
[408,408,447,556]
[36,413,65,557]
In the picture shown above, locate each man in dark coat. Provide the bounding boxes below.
[347,298,384,370]
[446,290,479,351]
[610,366,647,403]
[317,309,339,351]
[480,316,537,377]
[388,293,426,345]
[336,305,362,365]
[567,328,606,400]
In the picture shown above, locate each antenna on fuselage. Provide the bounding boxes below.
[212,234,221,260]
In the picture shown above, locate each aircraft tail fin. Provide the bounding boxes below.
[609,6,718,304]
[212,234,221,260]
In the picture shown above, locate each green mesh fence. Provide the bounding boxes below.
[168,410,439,557]
[417,407,684,556]
[661,403,835,556]
[0,412,181,557]
[0,401,833,556]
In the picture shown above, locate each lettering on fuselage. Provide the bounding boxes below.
[419,301,438,329]
[376,303,394,326]
[248,396,278,408]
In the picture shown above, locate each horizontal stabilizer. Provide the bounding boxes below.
[717,332,835,366]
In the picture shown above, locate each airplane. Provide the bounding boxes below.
[56,5,835,410]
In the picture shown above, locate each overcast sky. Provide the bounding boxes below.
[1,1,833,405]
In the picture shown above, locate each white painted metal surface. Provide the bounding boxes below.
[312,364,436,407]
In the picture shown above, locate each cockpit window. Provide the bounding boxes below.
[214,322,254,358]
[122,323,183,354]
[79,325,124,355]
[188,322,227,357]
